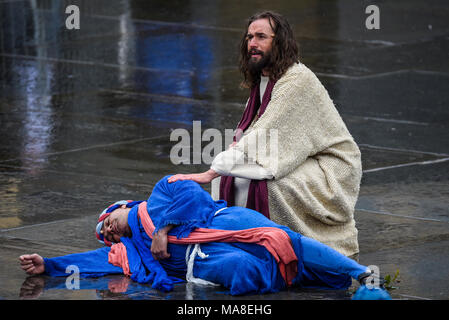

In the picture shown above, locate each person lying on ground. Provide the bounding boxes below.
[19,175,390,299]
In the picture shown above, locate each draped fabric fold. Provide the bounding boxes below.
[108,242,130,276]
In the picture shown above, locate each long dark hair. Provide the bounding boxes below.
[239,11,300,88]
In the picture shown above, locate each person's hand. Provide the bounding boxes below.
[228,141,237,148]
[151,226,172,260]
[19,254,45,275]
[167,169,219,184]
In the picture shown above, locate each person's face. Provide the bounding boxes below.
[101,205,132,243]
[246,18,275,72]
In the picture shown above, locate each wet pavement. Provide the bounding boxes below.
[0,0,448,301]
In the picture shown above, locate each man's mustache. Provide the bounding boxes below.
[248,49,264,56]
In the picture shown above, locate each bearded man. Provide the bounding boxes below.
[169,11,362,257]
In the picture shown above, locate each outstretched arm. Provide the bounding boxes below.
[19,247,123,278]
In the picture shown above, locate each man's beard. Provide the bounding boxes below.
[247,49,272,76]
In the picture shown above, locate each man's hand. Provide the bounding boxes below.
[19,254,45,275]
[151,225,173,260]
[167,169,219,184]
[228,141,237,148]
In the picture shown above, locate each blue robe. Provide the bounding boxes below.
[44,176,368,295]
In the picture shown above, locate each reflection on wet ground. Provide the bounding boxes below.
[18,274,352,300]
[1,0,448,300]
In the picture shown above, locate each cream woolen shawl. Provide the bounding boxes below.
[234,62,362,257]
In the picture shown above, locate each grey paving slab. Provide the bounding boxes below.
[0,166,153,228]
[346,116,449,155]
[359,160,449,222]
[359,146,447,171]
[325,72,449,126]
[358,235,449,300]
[356,208,449,254]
